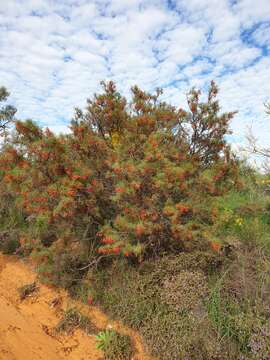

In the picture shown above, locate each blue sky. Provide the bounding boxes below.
[0,0,270,156]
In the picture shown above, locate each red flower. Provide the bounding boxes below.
[176,204,189,215]
[48,189,58,197]
[87,296,94,305]
[116,186,124,193]
[136,224,145,236]
[210,241,221,252]
[113,167,121,174]
[67,189,76,197]
[72,174,81,181]
[97,248,105,254]
[41,151,49,160]
[111,247,121,254]
[101,237,114,245]
[140,209,147,220]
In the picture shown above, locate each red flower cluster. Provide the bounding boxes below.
[176,204,190,215]
[101,236,114,244]
[210,241,221,252]
[97,247,121,255]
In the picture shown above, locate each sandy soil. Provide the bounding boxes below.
[0,254,153,360]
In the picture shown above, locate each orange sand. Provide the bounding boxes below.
[0,254,153,360]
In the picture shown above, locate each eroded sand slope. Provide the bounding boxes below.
[0,254,153,360]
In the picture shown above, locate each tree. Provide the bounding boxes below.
[0,80,239,266]
[0,87,16,135]
[181,81,237,166]
[246,102,270,172]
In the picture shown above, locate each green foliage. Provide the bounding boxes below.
[2,83,270,360]
[206,281,236,339]
[211,180,270,251]
[96,329,114,350]
[96,329,133,360]
[0,86,16,135]
[0,81,239,268]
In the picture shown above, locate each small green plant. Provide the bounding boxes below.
[55,307,97,335]
[96,329,133,360]
[96,329,114,350]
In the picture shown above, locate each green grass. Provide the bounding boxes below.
[212,183,270,251]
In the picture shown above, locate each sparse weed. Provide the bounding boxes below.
[17,282,38,300]
[54,307,98,335]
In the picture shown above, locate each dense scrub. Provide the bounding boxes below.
[90,179,270,359]
[0,82,270,359]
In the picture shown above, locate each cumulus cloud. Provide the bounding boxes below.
[0,0,269,150]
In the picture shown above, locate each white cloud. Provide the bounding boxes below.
[252,23,270,47]
[0,0,269,153]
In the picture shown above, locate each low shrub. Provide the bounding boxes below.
[162,270,208,312]
[55,307,98,335]
[92,257,223,359]
[0,231,20,254]
[96,329,133,360]
[248,324,270,360]
[91,244,270,360]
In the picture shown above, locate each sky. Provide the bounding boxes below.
[0,0,270,156]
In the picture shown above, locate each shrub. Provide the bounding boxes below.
[0,231,20,254]
[98,81,239,257]
[162,270,208,312]
[0,81,239,267]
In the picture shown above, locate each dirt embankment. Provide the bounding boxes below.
[0,254,153,360]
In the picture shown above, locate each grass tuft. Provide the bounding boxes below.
[54,307,98,335]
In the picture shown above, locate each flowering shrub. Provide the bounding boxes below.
[0,81,239,266]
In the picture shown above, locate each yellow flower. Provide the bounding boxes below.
[235,217,243,226]
[111,131,120,147]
